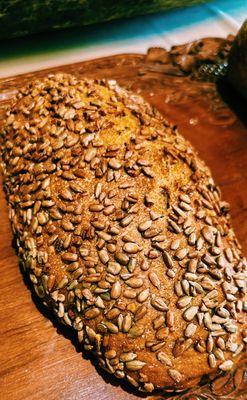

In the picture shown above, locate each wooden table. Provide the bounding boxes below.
[0,51,246,400]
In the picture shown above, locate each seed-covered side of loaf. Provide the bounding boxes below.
[0,74,246,393]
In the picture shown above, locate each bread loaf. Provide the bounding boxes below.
[1,73,246,393]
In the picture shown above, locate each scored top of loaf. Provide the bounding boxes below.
[1,73,246,393]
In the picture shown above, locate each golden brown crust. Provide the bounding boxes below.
[1,73,246,393]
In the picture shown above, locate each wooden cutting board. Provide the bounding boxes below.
[0,51,246,400]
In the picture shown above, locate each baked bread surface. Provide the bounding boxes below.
[1,73,246,393]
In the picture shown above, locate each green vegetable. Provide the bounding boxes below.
[0,0,206,39]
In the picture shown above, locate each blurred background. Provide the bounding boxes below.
[0,0,246,78]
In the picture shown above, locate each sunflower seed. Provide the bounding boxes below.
[115,252,129,265]
[202,227,215,244]
[126,277,143,288]
[153,315,165,330]
[208,353,217,368]
[214,348,225,361]
[185,323,197,338]
[156,351,172,367]
[128,325,144,338]
[143,383,154,392]
[138,220,152,232]
[97,231,112,241]
[207,335,214,353]
[123,242,140,254]
[168,369,182,383]
[126,375,138,387]
[95,182,102,199]
[61,252,78,262]
[181,279,190,295]
[105,321,119,333]
[151,296,168,312]
[37,211,48,225]
[188,233,197,246]
[105,350,117,359]
[111,281,121,299]
[174,282,183,297]
[98,249,109,264]
[135,305,147,321]
[84,308,101,319]
[120,215,134,227]
[127,258,137,273]
[89,204,104,212]
[173,338,193,358]
[58,302,65,318]
[148,271,161,289]
[195,339,206,353]
[109,158,121,170]
[140,260,150,271]
[225,248,233,263]
[61,220,75,231]
[60,188,73,201]
[216,337,226,350]
[137,288,150,303]
[95,296,105,309]
[168,219,181,233]
[123,289,136,299]
[196,237,204,251]
[143,227,162,239]
[57,276,68,289]
[126,360,146,371]
[180,194,191,204]
[85,148,96,162]
[175,248,188,260]
[183,306,198,321]
[120,352,137,362]
[107,262,121,275]
[170,239,180,250]
[163,251,174,268]
[156,327,169,340]
[122,314,132,332]
[151,341,166,352]
[219,360,233,371]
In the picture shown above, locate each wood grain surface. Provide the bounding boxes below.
[0,52,246,400]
